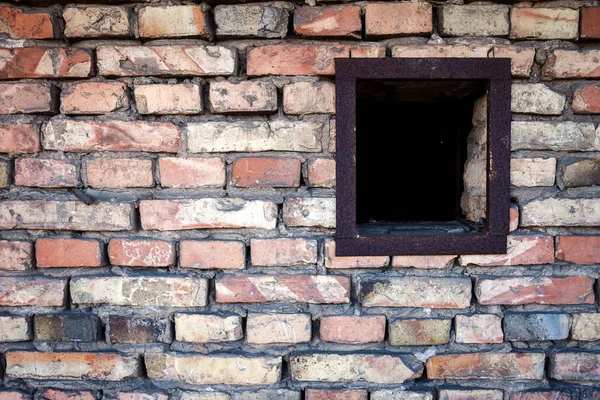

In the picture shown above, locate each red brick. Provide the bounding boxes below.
[159,157,225,188]
[5,351,138,381]
[0,277,66,306]
[141,199,277,231]
[325,239,388,269]
[455,314,503,344]
[511,392,571,400]
[44,120,179,153]
[427,353,545,380]
[209,80,277,113]
[61,82,129,115]
[64,6,131,38]
[36,238,104,268]
[550,353,600,381]
[251,237,317,267]
[216,274,350,304]
[0,392,27,400]
[0,83,54,114]
[510,203,519,231]
[139,5,209,38]
[14,158,78,188]
[307,158,335,187]
[247,44,385,76]
[232,157,300,188]
[294,6,361,38]
[0,48,92,79]
[109,238,174,267]
[581,7,600,39]
[0,124,39,153]
[459,235,554,266]
[572,83,600,114]
[545,50,600,79]
[179,240,245,270]
[510,8,579,40]
[0,241,32,271]
[365,3,432,37]
[556,236,600,264]
[305,389,368,400]
[135,83,202,115]
[86,158,153,188]
[283,81,335,115]
[38,389,95,400]
[0,7,54,39]
[320,315,385,344]
[476,276,595,305]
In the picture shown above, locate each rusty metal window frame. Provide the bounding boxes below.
[334,58,511,256]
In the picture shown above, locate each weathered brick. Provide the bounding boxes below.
[71,276,208,307]
[0,315,30,342]
[511,158,556,187]
[44,120,179,153]
[41,390,98,400]
[108,238,174,267]
[107,393,168,400]
[5,351,138,381]
[0,241,32,271]
[216,274,350,304]
[0,277,66,306]
[365,3,432,37]
[329,119,336,153]
[179,392,231,400]
[146,353,281,385]
[325,240,388,269]
[175,314,242,343]
[510,392,571,400]
[0,392,28,400]
[511,121,598,151]
[581,7,600,39]
[560,158,599,188]
[320,315,385,344]
[34,314,100,342]
[64,6,131,38]
[61,81,128,115]
[392,44,535,77]
[510,8,579,40]
[476,276,595,305]
[283,197,335,228]
[459,235,554,266]
[209,80,277,114]
[0,83,54,114]
[0,124,40,153]
[238,391,298,400]
[232,157,301,188]
[572,313,600,341]
[36,238,104,268]
[427,353,545,380]
[360,277,472,308]
[135,83,201,115]
[509,203,519,231]
[504,313,570,341]
[307,158,335,188]
[305,390,367,400]
[556,236,600,265]
[179,240,245,270]
[455,314,503,344]
[0,6,54,39]
[0,160,8,187]
[159,157,225,189]
[390,319,451,346]
[521,198,600,226]
[573,83,600,114]
[86,158,153,188]
[391,255,456,268]
[295,6,361,38]
[15,158,78,188]
[98,45,236,77]
[0,201,133,231]
[371,391,432,400]
[283,81,335,115]
[186,120,323,153]
[440,390,503,400]
[550,353,600,381]
[0,48,92,79]
[247,313,311,344]
[511,84,565,115]
[545,50,600,79]
[138,5,210,38]
[290,353,423,384]
[214,4,288,39]
[141,199,277,231]
[247,44,385,76]
[109,315,171,344]
[251,238,317,267]
[438,5,509,37]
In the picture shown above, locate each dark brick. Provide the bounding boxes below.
[504,313,570,342]
[109,315,172,344]
[34,314,100,342]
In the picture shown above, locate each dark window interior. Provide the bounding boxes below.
[356,79,487,235]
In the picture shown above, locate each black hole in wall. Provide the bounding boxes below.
[356,79,487,228]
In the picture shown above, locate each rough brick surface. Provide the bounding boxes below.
[440,390,503,400]
[427,353,545,380]
[511,84,565,115]
[390,319,451,346]
[550,353,600,381]
[455,314,503,344]
[175,314,242,343]
[209,80,277,114]
[64,6,131,38]
[325,240,388,269]
[215,4,288,39]
[305,390,367,400]
[320,315,385,344]
[232,157,301,188]
[108,238,174,267]
[34,314,100,342]
[0,83,55,115]
[179,240,245,270]
[109,315,171,344]
[0,48,92,79]
[391,255,456,269]
[251,238,317,267]
[0,7,54,39]
[0,124,40,154]
[138,5,210,39]
[572,83,600,114]
[521,198,600,226]
[0,315,30,342]
[0,241,32,271]
[307,158,335,188]
[366,3,432,37]
[284,82,335,115]
[510,392,570,400]
[36,238,104,268]
[572,313,600,341]
[545,50,600,79]
[0,277,66,306]
[504,313,570,341]
[135,83,202,115]
[459,235,554,266]
[14,158,78,188]
[86,158,153,188]
[61,82,129,115]
[438,5,509,37]
[510,8,579,40]
[556,236,600,265]
[511,121,597,151]
[295,6,361,38]
[581,7,600,39]
[511,158,556,187]
[247,313,311,344]
[159,157,225,188]
[283,197,335,228]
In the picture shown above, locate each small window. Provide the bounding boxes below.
[335,58,511,256]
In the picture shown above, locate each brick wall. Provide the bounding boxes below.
[0,0,599,398]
